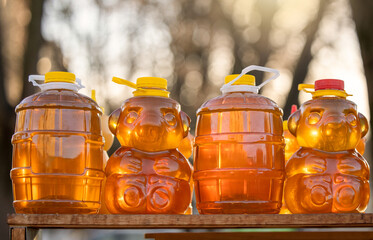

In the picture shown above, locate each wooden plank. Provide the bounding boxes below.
[7,213,373,229]
[10,227,25,240]
[145,231,373,240]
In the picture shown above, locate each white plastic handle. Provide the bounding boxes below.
[28,75,45,89]
[28,74,85,91]
[75,78,85,89]
[220,65,280,93]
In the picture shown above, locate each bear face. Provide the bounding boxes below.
[288,98,368,152]
[108,96,190,152]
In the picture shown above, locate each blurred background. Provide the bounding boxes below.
[1,0,373,239]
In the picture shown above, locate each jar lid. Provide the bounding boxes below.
[224,74,255,86]
[112,76,170,97]
[45,72,76,84]
[314,79,344,91]
[136,77,167,90]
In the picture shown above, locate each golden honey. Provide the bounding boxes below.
[194,68,285,214]
[11,72,105,214]
[104,77,193,214]
[284,79,370,213]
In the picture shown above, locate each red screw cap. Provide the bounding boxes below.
[314,79,344,91]
[291,104,297,114]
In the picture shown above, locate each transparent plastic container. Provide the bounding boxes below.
[176,133,194,214]
[280,105,299,214]
[194,66,285,214]
[283,105,300,162]
[91,90,114,214]
[356,137,366,155]
[11,72,105,214]
[104,76,193,214]
[285,79,370,213]
[178,133,194,159]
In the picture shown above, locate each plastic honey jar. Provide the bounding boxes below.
[280,105,299,214]
[11,72,105,214]
[104,76,193,214]
[194,65,285,214]
[284,79,370,213]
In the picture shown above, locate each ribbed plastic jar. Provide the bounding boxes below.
[194,73,285,214]
[11,72,105,214]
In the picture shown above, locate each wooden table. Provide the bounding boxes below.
[8,213,373,240]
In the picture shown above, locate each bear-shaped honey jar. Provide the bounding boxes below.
[104,76,193,214]
[280,105,300,214]
[284,79,370,213]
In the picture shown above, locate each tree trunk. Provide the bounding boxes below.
[283,0,329,118]
[350,0,373,168]
[21,0,45,98]
[0,0,45,237]
[0,9,16,238]
[231,0,277,83]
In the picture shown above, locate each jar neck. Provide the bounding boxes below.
[40,82,79,92]
[312,95,346,99]
[221,85,258,94]
[132,88,170,97]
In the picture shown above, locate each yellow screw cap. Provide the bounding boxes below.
[225,74,255,86]
[112,76,170,97]
[45,71,76,84]
[136,77,167,90]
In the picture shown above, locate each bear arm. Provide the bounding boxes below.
[154,153,192,182]
[106,148,142,176]
[286,149,326,178]
[337,152,370,180]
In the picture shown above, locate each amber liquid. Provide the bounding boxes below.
[177,133,194,214]
[178,133,194,159]
[356,138,366,155]
[105,147,192,214]
[279,128,299,214]
[11,89,105,214]
[284,96,370,213]
[104,96,193,214]
[98,114,114,214]
[194,92,285,214]
[285,148,370,213]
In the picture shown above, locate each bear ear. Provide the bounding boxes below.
[108,108,121,135]
[288,110,301,136]
[180,111,191,138]
[358,112,369,138]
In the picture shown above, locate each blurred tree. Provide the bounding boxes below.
[0,13,15,237]
[0,0,372,238]
[168,0,279,129]
[0,0,46,237]
[231,0,277,84]
[22,0,45,98]
[350,0,373,156]
[283,0,328,117]
[166,0,338,128]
